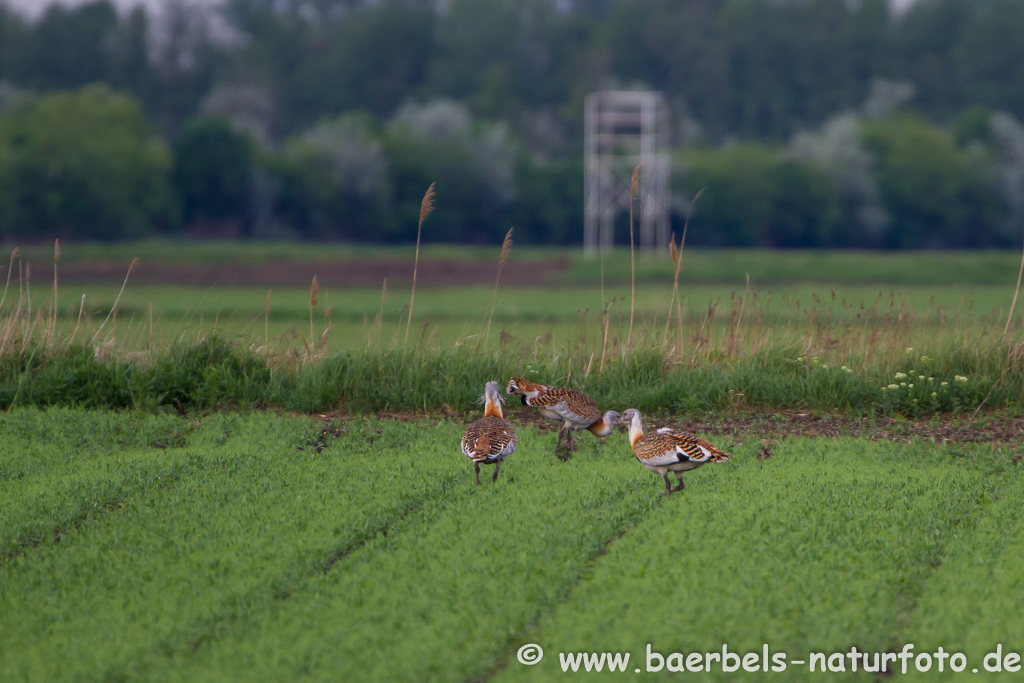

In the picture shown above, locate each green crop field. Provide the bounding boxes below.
[2,408,1022,682]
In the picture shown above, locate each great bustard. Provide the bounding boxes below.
[461,381,517,484]
[506,377,619,457]
[619,409,729,495]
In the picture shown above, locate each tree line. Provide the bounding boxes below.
[1,0,1024,247]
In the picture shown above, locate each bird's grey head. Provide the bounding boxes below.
[603,410,621,424]
[482,381,504,404]
[619,408,641,424]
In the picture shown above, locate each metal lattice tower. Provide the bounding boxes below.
[584,91,670,256]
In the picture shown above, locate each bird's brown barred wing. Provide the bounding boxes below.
[527,387,601,425]
[461,416,517,461]
[634,430,729,466]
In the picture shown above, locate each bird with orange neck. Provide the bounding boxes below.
[506,377,619,458]
[461,381,517,484]
[619,409,729,495]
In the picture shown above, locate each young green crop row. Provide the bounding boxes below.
[1,409,1022,682]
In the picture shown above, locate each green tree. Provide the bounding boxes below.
[172,116,256,233]
[863,112,1006,248]
[273,113,392,240]
[0,85,174,240]
[17,1,119,90]
[0,5,28,83]
[382,100,519,243]
[681,144,841,247]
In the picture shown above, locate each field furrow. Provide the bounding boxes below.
[0,408,210,559]
[901,469,1024,681]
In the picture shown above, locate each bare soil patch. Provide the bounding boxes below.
[311,408,1023,448]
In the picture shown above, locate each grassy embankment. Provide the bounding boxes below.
[1,242,1023,415]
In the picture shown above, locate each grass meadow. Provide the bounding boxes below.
[1,409,1022,682]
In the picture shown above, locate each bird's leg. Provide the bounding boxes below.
[566,426,576,452]
[662,473,673,496]
[671,472,686,492]
[492,461,502,483]
[475,462,481,485]
[555,427,573,461]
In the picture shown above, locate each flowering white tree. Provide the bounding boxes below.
[294,116,389,201]
[989,112,1024,237]
[389,99,518,206]
[789,112,888,241]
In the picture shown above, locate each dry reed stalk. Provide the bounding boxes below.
[68,294,86,346]
[0,247,17,314]
[600,298,614,372]
[25,263,31,327]
[485,227,514,346]
[733,273,751,355]
[627,163,640,348]
[664,233,678,344]
[309,276,319,355]
[148,301,154,348]
[673,189,702,352]
[1004,234,1024,339]
[49,239,60,346]
[406,182,435,344]
[376,278,388,346]
[0,249,19,355]
[265,289,272,346]
[3,260,23,351]
[322,305,331,352]
[91,258,138,345]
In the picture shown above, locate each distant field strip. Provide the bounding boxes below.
[0,410,1022,682]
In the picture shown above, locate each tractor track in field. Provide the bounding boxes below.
[176,470,473,659]
[467,480,662,683]
[0,464,192,567]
